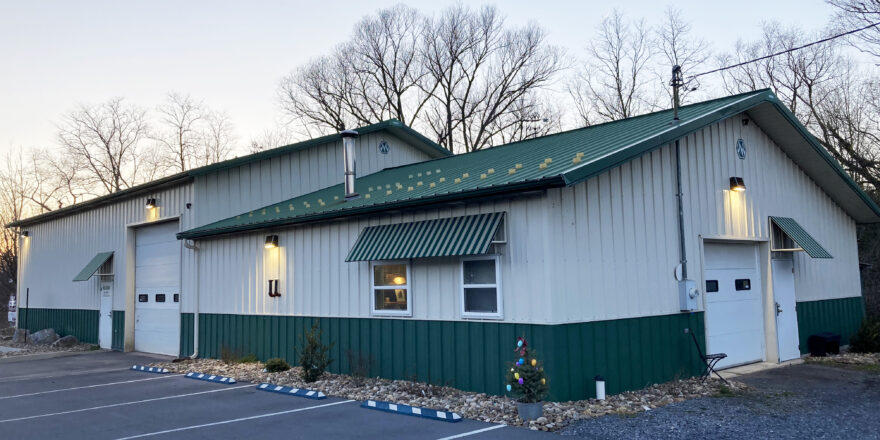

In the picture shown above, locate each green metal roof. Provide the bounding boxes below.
[770,217,833,258]
[73,251,113,281]
[179,89,880,239]
[7,120,448,229]
[346,212,504,262]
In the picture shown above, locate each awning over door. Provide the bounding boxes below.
[73,251,113,281]
[346,212,504,262]
[770,217,833,258]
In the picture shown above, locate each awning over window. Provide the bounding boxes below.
[346,212,504,262]
[770,217,832,259]
[73,252,113,281]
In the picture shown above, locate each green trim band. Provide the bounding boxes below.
[112,310,125,351]
[16,308,99,344]
[180,312,706,401]
[796,297,865,354]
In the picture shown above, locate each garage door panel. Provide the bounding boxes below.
[704,243,765,369]
[135,221,180,357]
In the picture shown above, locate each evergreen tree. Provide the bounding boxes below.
[505,337,548,403]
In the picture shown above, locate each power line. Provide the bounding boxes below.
[689,20,880,80]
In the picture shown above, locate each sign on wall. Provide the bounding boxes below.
[7,296,15,325]
[736,139,747,160]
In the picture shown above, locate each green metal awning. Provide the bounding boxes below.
[770,217,833,258]
[346,213,504,262]
[73,251,114,281]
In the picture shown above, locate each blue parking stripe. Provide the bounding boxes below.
[184,372,237,384]
[361,400,462,423]
[130,365,170,374]
[256,383,327,400]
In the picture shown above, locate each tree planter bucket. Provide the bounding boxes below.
[517,401,543,420]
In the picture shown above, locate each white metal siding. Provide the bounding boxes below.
[547,115,861,323]
[17,183,195,314]
[193,133,434,226]
[195,194,554,323]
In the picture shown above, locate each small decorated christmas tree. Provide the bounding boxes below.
[505,336,548,403]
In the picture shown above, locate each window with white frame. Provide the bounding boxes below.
[461,256,502,318]
[371,261,411,316]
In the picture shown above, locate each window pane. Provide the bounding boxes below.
[463,259,495,285]
[374,264,407,287]
[374,289,408,310]
[464,288,497,313]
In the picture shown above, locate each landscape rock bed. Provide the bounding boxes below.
[151,358,747,431]
[805,352,880,367]
[0,341,96,358]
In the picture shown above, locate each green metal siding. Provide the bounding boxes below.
[112,311,125,351]
[180,313,194,358]
[346,212,504,261]
[17,308,98,344]
[770,217,833,258]
[181,312,705,401]
[796,297,865,354]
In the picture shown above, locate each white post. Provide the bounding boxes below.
[595,375,606,401]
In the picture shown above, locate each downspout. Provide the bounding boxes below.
[184,239,199,358]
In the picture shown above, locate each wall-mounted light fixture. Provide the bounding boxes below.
[21,231,29,237]
[264,235,279,249]
[145,198,157,209]
[729,177,746,192]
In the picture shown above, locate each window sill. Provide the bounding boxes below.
[371,310,413,318]
[461,312,503,320]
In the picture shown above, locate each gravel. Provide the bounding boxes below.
[0,340,97,358]
[560,363,880,439]
[149,358,745,432]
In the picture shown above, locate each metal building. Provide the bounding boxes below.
[10,90,877,401]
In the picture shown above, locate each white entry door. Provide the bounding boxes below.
[134,221,181,356]
[773,258,800,361]
[704,242,765,368]
[99,282,113,349]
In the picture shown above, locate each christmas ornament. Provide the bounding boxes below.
[531,359,537,367]
[518,378,524,385]
[541,378,546,385]
[507,384,512,392]
[514,372,520,380]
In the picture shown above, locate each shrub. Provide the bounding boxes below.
[297,321,334,382]
[239,354,259,363]
[265,357,290,373]
[850,318,880,353]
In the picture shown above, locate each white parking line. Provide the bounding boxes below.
[114,399,356,439]
[0,384,253,423]
[0,367,129,383]
[435,424,507,439]
[0,374,183,400]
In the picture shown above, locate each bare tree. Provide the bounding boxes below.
[248,126,298,153]
[828,0,880,58]
[279,4,563,153]
[56,98,149,193]
[154,93,204,173]
[568,10,659,125]
[201,111,236,165]
[654,7,711,103]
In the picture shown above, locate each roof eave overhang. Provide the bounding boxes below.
[177,176,565,240]
[6,173,193,228]
[560,91,880,224]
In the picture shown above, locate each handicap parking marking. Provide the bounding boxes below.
[113,399,357,439]
[0,374,183,400]
[435,424,507,439]
[0,383,253,424]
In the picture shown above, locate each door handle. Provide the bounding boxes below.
[775,302,783,316]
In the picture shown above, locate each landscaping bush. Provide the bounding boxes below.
[297,321,334,382]
[264,357,290,373]
[239,354,259,363]
[850,318,880,353]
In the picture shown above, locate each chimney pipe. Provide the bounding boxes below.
[341,130,359,199]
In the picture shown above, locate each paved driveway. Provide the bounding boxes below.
[0,351,551,440]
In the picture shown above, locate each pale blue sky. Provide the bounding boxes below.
[0,0,842,154]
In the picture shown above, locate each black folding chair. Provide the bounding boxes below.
[686,328,729,384]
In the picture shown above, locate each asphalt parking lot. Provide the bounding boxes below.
[0,351,552,440]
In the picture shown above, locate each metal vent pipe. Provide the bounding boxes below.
[341,130,359,199]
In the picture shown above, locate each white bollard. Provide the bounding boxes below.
[595,375,606,401]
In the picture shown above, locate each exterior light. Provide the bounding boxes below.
[392,276,406,285]
[21,231,29,237]
[264,235,279,249]
[145,198,157,209]
[729,177,746,192]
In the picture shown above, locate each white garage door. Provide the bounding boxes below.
[135,221,180,356]
[704,242,765,369]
